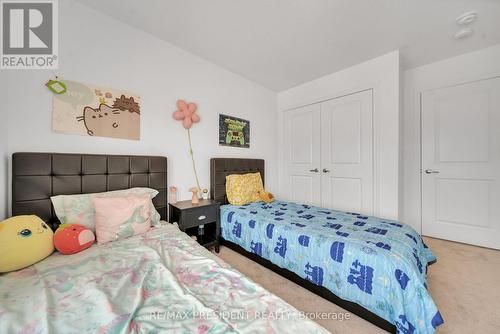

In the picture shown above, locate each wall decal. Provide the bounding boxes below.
[219,114,250,148]
[45,79,67,94]
[52,80,141,140]
[172,99,202,191]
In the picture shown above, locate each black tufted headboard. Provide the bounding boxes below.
[12,152,168,229]
[210,158,264,205]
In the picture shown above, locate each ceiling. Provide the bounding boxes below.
[77,0,500,91]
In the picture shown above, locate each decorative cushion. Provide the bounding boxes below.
[259,190,275,203]
[0,216,54,273]
[93,196,152,244]
[54,224,95,255]
[226,172,264,205]
[51,187,161,232]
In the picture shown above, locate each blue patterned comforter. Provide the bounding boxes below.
[221,201,444,334]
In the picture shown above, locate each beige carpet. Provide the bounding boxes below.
[216,237,500,333]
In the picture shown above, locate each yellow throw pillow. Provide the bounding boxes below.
[226,172,264,205]
[0,215,54,273]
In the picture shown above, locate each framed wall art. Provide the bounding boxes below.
[218,114,250,148]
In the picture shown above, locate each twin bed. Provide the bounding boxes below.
[1,153,442,334]
[210,158,443,334]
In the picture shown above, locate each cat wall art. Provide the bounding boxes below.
[52,80,141,140]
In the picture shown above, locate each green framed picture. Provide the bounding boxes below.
[219,114,250,148]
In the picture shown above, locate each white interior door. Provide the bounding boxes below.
[283,104,321,206]
[422,77,500,250]
[320,90,374,214]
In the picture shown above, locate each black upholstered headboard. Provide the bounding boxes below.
[12,153,168,229]
[210,158,264,205]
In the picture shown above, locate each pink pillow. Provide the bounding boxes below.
[93,196,152,244]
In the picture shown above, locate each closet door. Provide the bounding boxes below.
[283,104,321,206]
[320,90,374,214]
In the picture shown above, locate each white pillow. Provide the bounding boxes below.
[51,187,161,231]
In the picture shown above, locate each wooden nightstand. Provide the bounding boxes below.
[168,199,220,253]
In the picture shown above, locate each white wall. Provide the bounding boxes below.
[277,51,401,220]
[402,44,500,232]
[4,0,277,215]
[0,72,8,220]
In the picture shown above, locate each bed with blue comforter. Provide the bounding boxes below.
[221,200,444,334]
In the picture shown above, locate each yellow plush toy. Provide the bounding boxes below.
[259,190,275,203]
[0,215,55,273]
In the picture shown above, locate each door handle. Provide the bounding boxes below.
[309,168,319,173]
[322,168,331,173]
[424,169,440,174]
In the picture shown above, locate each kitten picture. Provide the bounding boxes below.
[52,80,141,140]
[77,95,140,140]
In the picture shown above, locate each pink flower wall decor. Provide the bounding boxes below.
[172,100,200,129]
[172,99,202,192]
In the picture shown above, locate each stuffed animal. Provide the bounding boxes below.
[259,190,275,203]
[0,215,54,273]
[54,224,95,255]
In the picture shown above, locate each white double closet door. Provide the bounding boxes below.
[283,89,374,215]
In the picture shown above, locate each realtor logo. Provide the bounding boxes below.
[1,0,58,69]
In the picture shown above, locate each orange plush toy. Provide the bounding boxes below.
[259,191,275,203]
[54,224,95,255]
